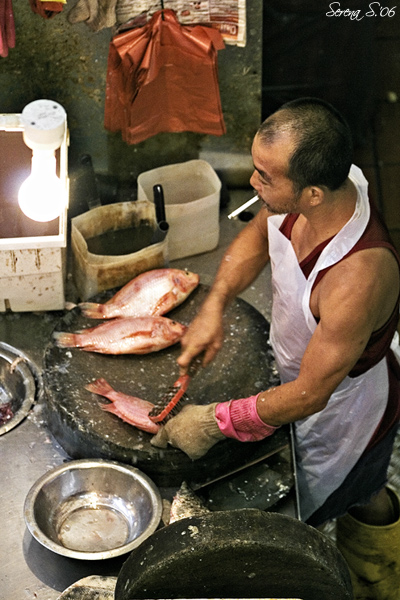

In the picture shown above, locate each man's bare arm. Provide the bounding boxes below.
[178,208,271,370]
[256,247,400,425]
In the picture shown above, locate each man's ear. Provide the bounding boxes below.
[308,186,324,207]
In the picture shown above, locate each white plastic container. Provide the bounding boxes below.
[0,113,68,312]
[137,160,221,260]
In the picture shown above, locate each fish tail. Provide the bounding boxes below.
[85,377,114,397]
[78,302,107,319]
[53,332,80,348]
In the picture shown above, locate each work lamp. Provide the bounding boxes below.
[18,99,67,222]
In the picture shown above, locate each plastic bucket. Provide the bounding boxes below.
[137,160,221,260]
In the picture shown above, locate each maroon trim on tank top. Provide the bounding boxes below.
[278,205,400,450]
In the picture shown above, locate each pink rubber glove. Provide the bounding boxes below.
[215,394,279,442]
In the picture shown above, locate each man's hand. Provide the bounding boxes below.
[177,303,225,374]
[177,210,270,374]
[151,403,225,460]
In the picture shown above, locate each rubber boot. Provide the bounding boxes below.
[336,487,400,599]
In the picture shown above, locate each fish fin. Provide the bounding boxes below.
[53,332,78,348]
[85,378,114,398]
[151,291,177,316]
[78,302,108,319]
[100,402,120,416]
[64,301,77,311]
[170,481,210,523]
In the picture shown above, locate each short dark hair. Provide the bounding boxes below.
[257,98,353,192]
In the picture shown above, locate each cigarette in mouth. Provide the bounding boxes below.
[227,195,260,220]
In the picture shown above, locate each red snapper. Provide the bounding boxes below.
[53,316,186,355]
[85,378,160,434]
[78,268,199,319]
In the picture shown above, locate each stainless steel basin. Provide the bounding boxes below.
[24,459,162,560]
[0,342,37,435]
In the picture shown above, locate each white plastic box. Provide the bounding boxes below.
[137,159,221,260]
[0,114,68,312]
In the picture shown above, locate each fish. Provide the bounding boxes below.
[53,316,187,355]
[169,481,210,524]
[78,268,200,320]
[85,378,160,434]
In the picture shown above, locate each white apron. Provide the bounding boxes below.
[268,165,389,520]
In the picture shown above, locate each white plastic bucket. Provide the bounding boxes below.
[137,160,221,260]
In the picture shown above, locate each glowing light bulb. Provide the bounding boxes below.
[18,99,67,223]
[18,150,65,222]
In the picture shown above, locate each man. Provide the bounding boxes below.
[152,98,400,595]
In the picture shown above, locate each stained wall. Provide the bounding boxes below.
[0,2,262,193]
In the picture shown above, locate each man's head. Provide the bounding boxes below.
[257,98,353,194]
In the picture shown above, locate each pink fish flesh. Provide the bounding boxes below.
[78,268,200,319]
[85,378,159,434]
[53,316,187,354]
[0,402,13,426]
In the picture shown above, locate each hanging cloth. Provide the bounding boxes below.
[67,0,117,32]
[104,8,226,144]
[0,0,15,57]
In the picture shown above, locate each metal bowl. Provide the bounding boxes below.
[0,342,38,436]
[24,459,162,560]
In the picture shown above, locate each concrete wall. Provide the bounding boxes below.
[0,2,261,192]
[350,14,400,255]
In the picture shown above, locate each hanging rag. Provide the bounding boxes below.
[29,0,64,18]
[0,0,15,57]
[104,8,226,144]
[68,0,117,31]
